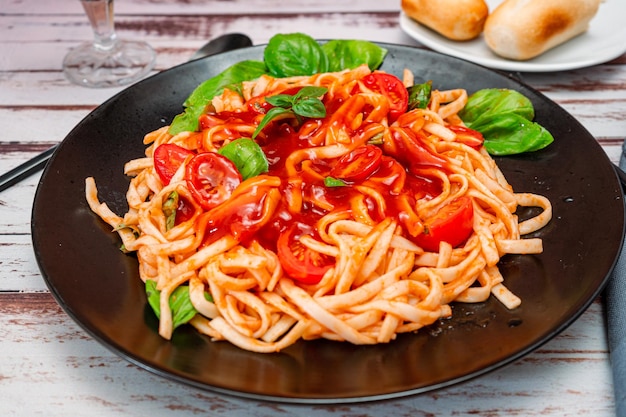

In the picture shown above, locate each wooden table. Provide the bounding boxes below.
[1,1,623,415]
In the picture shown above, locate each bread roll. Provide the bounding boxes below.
[401,0,489,41]
[484,0,601,60]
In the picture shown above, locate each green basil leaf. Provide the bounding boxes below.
[146,279,161,317]
[474,113,554,156]
[321,39,387,71]
[163,191,179,231]
[169,286,198,328]
[265,94,294,108]
[459,88,534,128]
[324,176,347,187]
[145,280,199,329]
[408,81,432,110]
[294,86,328,101]
[218,138,269,180]
[460,88,553,156]
[252,106,294,139]
[264,33,329,77]
[367,132,384,145]
[169,60,267,134]
[292,97,327,118]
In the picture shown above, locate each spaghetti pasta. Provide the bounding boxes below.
[85,64,552,353]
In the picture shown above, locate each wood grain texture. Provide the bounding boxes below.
[1,0,624,415]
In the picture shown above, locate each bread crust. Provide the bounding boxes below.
[484,0,601,60]
[401,0,489,41]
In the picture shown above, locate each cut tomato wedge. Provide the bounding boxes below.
[185,152,242,211]
[174,194,197,225]
[277,224,334,285]
[414,196,474,252]
[329,144,383,182]
[153,143,194,185]
[386,127,448,169]
[247,96,273,115]
[362,73,409,121]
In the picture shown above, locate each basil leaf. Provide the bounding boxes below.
[146,279,160,315]
[252,107,294,139]
[324,176,347,187]
[163,191,179,231]
[292,97,327,118]
[459,88,553,156]
[170,34,385,135]
[408,81,432,110]
[322,39,387,72]
[473,113,555,156]
[459,88,534,128]
[145,280,198,329]
[218,138,269,180]
[265,94,294,108]
[169,60,267,134]
[264,33,329,77]
[294,86,328,100]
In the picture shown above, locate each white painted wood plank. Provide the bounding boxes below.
[3,0,401,15]
[0,13,413,52]
[0,238,46,292]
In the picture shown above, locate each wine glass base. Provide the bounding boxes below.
[63,39,156,88]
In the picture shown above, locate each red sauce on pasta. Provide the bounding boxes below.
[197,103,445,250]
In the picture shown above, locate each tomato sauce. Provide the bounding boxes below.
[192,80,471,260]
[198,105,450,248]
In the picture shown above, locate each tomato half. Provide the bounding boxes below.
[414,196,474,252]
[154,144,194,185]
[387,128,448,169]
[277,224,334,285]
[329,144,383,182]
[362,73,409,121]
[185,152,242,211]
[247,96,273,115]
[175,194,197,225]
[449,125,484,148]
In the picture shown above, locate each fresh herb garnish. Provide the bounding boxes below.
[459,88,554,155]
[408,81,432,110]
[252,86,328,139]
[169,60,267,135]
[145,280,199,329]
[218,138,269,180]
[324,176,347,187]
[169,33,388,135]
[163,191,180,231]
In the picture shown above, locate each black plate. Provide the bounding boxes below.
[32,43,624,403]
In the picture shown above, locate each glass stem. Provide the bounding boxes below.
[81,0,117,51]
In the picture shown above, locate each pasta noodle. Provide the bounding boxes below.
[85,64,552,353]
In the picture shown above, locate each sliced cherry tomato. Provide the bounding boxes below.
[386,127,448,170]
[414,196,474,252]
[277,224,334,285]
[362,73,409,121]
[329,144,383,182]
[247,96,273,115]
[153,144,194,185]
[448,125,484,148]
[175,194,197,225]
[185,152,242,211]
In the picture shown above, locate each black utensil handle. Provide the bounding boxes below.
[0,144,58,192]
